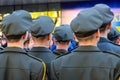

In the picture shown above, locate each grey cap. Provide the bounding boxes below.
[13,10,31,18]
[1,10,32,37]
[93,4,114,25]
[54,24,74,41]
[70,8,103,38]
[30,16,55,37]
[12,10,32,32]
[108,27,120,41]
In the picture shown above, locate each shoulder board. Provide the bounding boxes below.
[27,54,47,80]
[103,51,120,58]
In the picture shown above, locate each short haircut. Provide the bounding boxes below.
[75,33,95,42]
[6,34,23,42]
[99,23,110,33]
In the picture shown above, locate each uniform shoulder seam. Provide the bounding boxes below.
[103,51,120,58]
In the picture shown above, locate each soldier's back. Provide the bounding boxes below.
[51,46,120,80]
[0,47,45,80]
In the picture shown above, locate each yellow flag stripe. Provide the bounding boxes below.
[116,26,120,32]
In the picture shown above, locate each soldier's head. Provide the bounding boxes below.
[70,8,103,45]
[108,27,120,45]
[0,10,32,43]
[30,16,55,46]
[53,24,74,49]
[93,4,114,33]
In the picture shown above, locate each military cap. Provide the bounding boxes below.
[30,16,54,37]
[13,10,31,18]
[93,4,114,25]
[54,24,74,41]
[0,10,32,37]
[12,10,32,31]
[108,27,120,41]
[70,8,103,38]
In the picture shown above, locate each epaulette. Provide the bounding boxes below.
[103,51,120,58]
[27,54,47,80]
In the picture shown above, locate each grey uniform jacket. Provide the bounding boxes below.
[28,47,57,80]
[0,47,44,80]
[98,37,120,54]
[51,46,120,80]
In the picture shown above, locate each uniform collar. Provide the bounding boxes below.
[1,47,27,54]
[98,37,120,46]
[72,46,101,52]
[30,47,51,52]
[53,49,68,56]
[99,37,111,42]
[99,37,115,44]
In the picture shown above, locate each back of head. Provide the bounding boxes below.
[54,24,74,42]
[70,8,103,38]
[30,16,55,37]
[108,27,120,42]
[0,10,32,38]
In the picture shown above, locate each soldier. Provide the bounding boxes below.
[93,4,120,54]
[53,24,74,57]
[28,16,57,80]
[108,27,120,45]
[0,10,46,80]
[51,8,120,80]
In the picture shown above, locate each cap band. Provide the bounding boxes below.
[75,30,98,38]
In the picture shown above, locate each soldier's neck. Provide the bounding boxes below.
[100,31,108,38]
[56,44,68,50]
[100,33,107,38]
[33,41,49,48]
[8,42,23,48]
[79,40,97,46]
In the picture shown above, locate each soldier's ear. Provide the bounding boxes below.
[67,41,71,46]
[29,33,33,41]
[47,34,52,40]
[28,33,34,49]
[2,33,7,38]
[107,22,112,30]
[95,29,100,38]
[22,31,28,40]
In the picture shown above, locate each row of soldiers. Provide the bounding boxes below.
[0,3,120,80]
